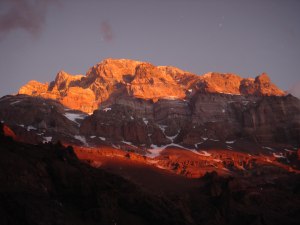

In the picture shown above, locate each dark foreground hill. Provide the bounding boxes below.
[0,123,300,225]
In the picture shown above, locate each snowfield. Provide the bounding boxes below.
[64,112,87,125]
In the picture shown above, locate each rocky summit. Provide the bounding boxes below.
[18,58,285,113]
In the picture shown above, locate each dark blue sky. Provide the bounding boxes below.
[0,0,299,97]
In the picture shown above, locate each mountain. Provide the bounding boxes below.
[14,58,297,147]
[0,58,299,178]
[8,59,300,147]
[1,58,300,224]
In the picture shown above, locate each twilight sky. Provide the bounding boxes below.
[0,0,300,97]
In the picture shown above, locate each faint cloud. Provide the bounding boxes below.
[0,0,60,39]
[100,20,114,43]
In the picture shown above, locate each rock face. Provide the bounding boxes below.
[0,95,87,145]
[18,58,285,114]
[0,58,297,150]
[1,92,299,151]
[0,58,298,149]
[79,93,300,147]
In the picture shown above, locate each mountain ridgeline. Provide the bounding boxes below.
[19,58,285,113]
[2,58,297,149]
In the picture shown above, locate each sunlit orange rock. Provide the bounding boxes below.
[18,58,286,113]
[18,80,49,96]
[3,124,17,141]
[129,63,185,99]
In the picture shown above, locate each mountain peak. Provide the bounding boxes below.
[255,72,271,83]
[18,58,285,113]
[254,72,285,96]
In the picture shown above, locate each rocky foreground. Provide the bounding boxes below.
[0,123,300,225]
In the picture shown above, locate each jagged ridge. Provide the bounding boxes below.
[18,58,285,113]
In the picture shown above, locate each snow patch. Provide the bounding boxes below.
[10,100,21,105]
[147,145,168,158]
[198,151,211,157]
[166,130,180,142]
[202,137,208,141]
[122,141,136,147]
[103,108,111,112]
[284,149,294,153]
[74,135,88,146]
[99,137,106,141]
[194,142,203,148]
[143,118,148,125]
[213,159,222,162]
[210,139,219,142]
[273,153,286,159]
[90,136,96,138]
[147,143,202,158]
[43,136,52,143]
[27,126,37,131]
[263,146,274,151]
[112,144,120,149]
[225,140,236,144]
[64,112,86,125]
[130,116,134,120]
[159,125,167,133]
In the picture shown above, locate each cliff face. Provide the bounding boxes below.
[1,93,299,149]
[0,58,298,161]
[18,58,285,114]
[79,93,300,146]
